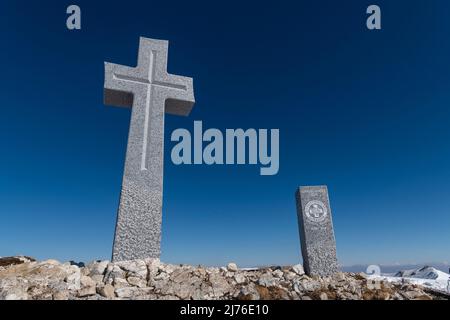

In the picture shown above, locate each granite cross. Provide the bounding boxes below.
[104,37,195,261]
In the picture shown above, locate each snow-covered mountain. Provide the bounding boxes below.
[370,266,450,292]
[394,266,449,281]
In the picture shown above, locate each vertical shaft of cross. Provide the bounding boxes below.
[113,86,165,261]
[104,37,195,261]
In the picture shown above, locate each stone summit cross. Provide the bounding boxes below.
[104,37,195,261]
[295,186,339,276]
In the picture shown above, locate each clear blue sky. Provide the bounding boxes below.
[0,0,449,267]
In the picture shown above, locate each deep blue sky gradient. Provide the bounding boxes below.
[0,1,449,266]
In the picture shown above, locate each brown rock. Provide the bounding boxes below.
[78,286,96,297]
[97,284,115,299]
[255,285,271,300]
[53,291,69,300]
[413,294,432,301]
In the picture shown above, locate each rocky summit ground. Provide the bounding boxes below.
[0,256,446,300]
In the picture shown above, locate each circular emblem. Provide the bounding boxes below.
[305,200,327,223]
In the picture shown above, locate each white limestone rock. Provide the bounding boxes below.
[292,264,305,275]
[227,263,238,272]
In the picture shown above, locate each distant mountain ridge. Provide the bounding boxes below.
[367,266,450,293]
[394,266,449,281]
[343,263,450,274]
